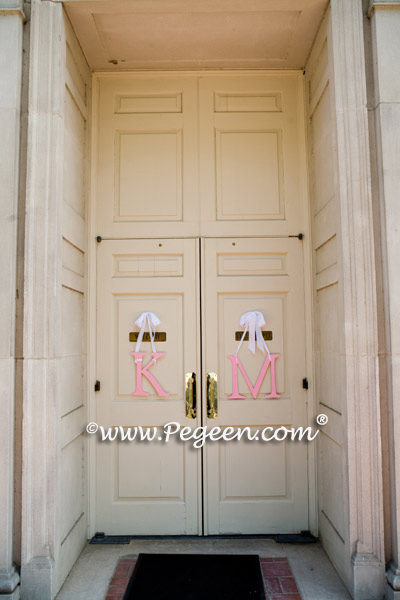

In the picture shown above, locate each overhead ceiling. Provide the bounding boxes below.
[64,0,328,71]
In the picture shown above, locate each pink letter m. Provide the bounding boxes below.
[227,354,280,399]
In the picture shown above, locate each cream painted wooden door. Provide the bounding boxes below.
[202,238,308,534]
[94,71,310,535]
[95,236,308,535]
[95,238,201,534]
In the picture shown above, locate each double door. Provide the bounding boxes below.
[93,71,310,534]
[95,236,308,535]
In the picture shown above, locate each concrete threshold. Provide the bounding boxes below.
[56,538,351,600]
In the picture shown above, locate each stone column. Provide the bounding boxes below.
[0,2,25,598]
[368,2,400,598]
[329,1,386,598]
[20,1,64,598]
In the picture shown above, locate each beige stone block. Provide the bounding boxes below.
[318,511,346,583]
[371,9,400,105]
[21,556,54,600]
[352,558,386,599]
[0,359,15,565]
[376,103,400,354]
[0,17,22,109]
[389,354,400,451]
[387,585,400,600]
[56,515,86,594]
[319,431,345,540]
[0,113,19,359]
[313,197,338,251]
[0,0,23,9]
[60,437,85,543]
[61,287,84,357]
[59,356,85,417]
[60,405,86,449]
[315,283,343,416]
[21,358,58,563]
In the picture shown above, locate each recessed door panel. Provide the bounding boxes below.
[97,77,199,238]
[116,130,182,221]
[199,74,306,237]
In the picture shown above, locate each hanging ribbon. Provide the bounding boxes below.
[234,310,271,361]
[134,311,160,363]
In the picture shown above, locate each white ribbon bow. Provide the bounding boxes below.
[134,311,161,363]
[234,310,271,360]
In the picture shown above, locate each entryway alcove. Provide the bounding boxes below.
[18,2,386,598]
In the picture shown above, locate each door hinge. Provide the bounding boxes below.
[94,380,101,392]
[302,377,309,390]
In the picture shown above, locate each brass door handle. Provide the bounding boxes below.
[185,372,196,419]
[207,372,218,419]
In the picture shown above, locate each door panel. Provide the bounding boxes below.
[202,237,308,533]
[199,74,306,237]
[96,238,201,534]
[95,73,307,240]
[97,77,199,239]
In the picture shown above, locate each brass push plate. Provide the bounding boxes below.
[235,331,272,341]
[129,332,167,342]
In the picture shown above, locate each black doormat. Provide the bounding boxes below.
[122,553,266,600]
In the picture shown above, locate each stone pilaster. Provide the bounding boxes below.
[329,0,386,597]
[367,1,400,598]
[20,1,64,598]
[0,1,25,598]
